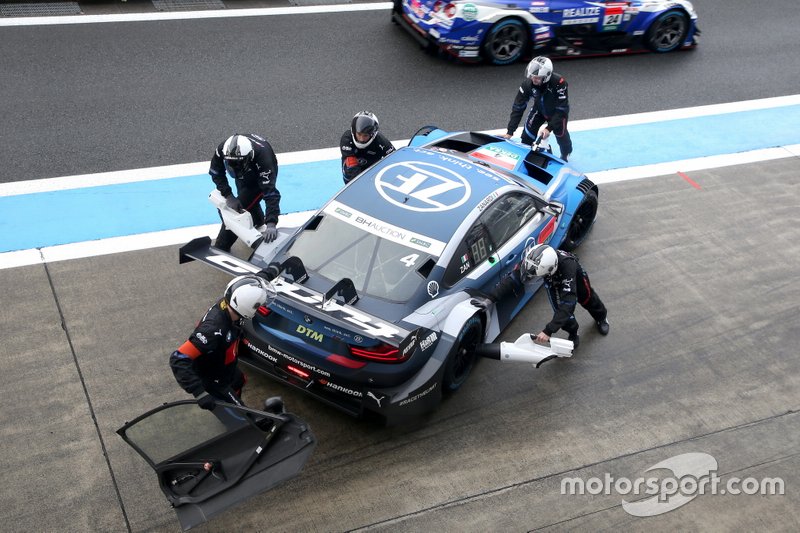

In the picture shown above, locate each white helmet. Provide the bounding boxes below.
[525,56,553,84]
[222,134,255,179]
[224,275,277,319]
[522,244,558,278]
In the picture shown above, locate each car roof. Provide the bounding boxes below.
[332,146,524,244]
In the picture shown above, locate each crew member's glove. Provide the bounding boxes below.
[225,195,243,212]
[537,123,551,140]
[262,223,278,243]
[196,391,216,411]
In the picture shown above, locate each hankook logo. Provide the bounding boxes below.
[375,162,471,212]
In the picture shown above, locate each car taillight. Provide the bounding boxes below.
[256,305,271,317]
[350,342,406,363]
[286,365,310,379]
[444,3,456,18]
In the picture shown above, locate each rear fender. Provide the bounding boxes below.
[439,297,487,340]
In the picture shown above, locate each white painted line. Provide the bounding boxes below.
[585,145,800,184]
[2,144,797,271]
[568,94,800,131]
[2,95,798,197]
[0,211,315,269]
[0,2,394,27]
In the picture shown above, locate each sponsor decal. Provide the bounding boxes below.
[563,7,601,18]
[427,281,440,298]
[326,200,446,255]
[367,391,386,407]
[410,237,432,248]
[399,329,419,359]
[529,6,549,13]
[243,338,278,363]
[296,324,324,343]
[281,350,331,378]
[419,331,438,352]
[459,50,480,58]
[399,382,437,406]
[304,315,313,324]
[319,379,363,397]
[195,332,208,344]
[471,146,521,171]
[562,17,599,25]
[354,335,363,343]
[334,207,352,218]
[476,191,499,212]
[461,3,478,21]
[374,161,472,213]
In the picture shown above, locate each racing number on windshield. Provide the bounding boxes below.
[400,254,419,267]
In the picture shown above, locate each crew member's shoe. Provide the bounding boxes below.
[263,396,285,415]
[596,319,610,336]
[568,332,580,350]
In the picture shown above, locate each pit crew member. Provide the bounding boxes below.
[210,133,282,252]
[501,57,573,161]
[340,111,395,184]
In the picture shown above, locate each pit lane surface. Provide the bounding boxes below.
[2,0,800,181]
[1,1,800,532]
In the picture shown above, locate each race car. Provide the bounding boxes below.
[391,0,700,64]
[180,127,598,425]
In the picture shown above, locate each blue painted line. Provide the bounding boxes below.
[573,106,800,173]
[2,106,799,253]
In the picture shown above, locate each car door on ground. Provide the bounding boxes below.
[118,401,315,531]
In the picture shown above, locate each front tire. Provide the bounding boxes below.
[442,315,482,393]
[560,189,598,252]
[482,19,529,65]
[645,10,689,53]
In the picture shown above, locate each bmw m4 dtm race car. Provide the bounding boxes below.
[391,0,700,64]
[181,127,598,425]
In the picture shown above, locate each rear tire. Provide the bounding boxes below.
[482,19,529,65]
[560,189,598,252]
[442,315,482,393]
[645,10,689,53]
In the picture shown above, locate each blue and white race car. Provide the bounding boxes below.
[392,0,700,64]
[181,127,598,425]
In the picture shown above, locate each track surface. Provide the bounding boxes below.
[0,1,798,531]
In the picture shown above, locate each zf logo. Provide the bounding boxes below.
[375,162,471,212]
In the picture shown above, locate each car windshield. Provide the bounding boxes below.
[287,214,435,302]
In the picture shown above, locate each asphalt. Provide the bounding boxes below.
[1,158,797,532]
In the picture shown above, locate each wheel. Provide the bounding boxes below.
[482,19,529,65]
[442,315,482,393]
[560,189,598,252]
[645,10,689,53]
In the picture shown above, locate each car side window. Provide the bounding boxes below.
[443,223,496,287]
[480,193,539,249]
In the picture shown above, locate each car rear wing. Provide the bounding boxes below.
[179,237,261,276]
[179,237,409,345]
